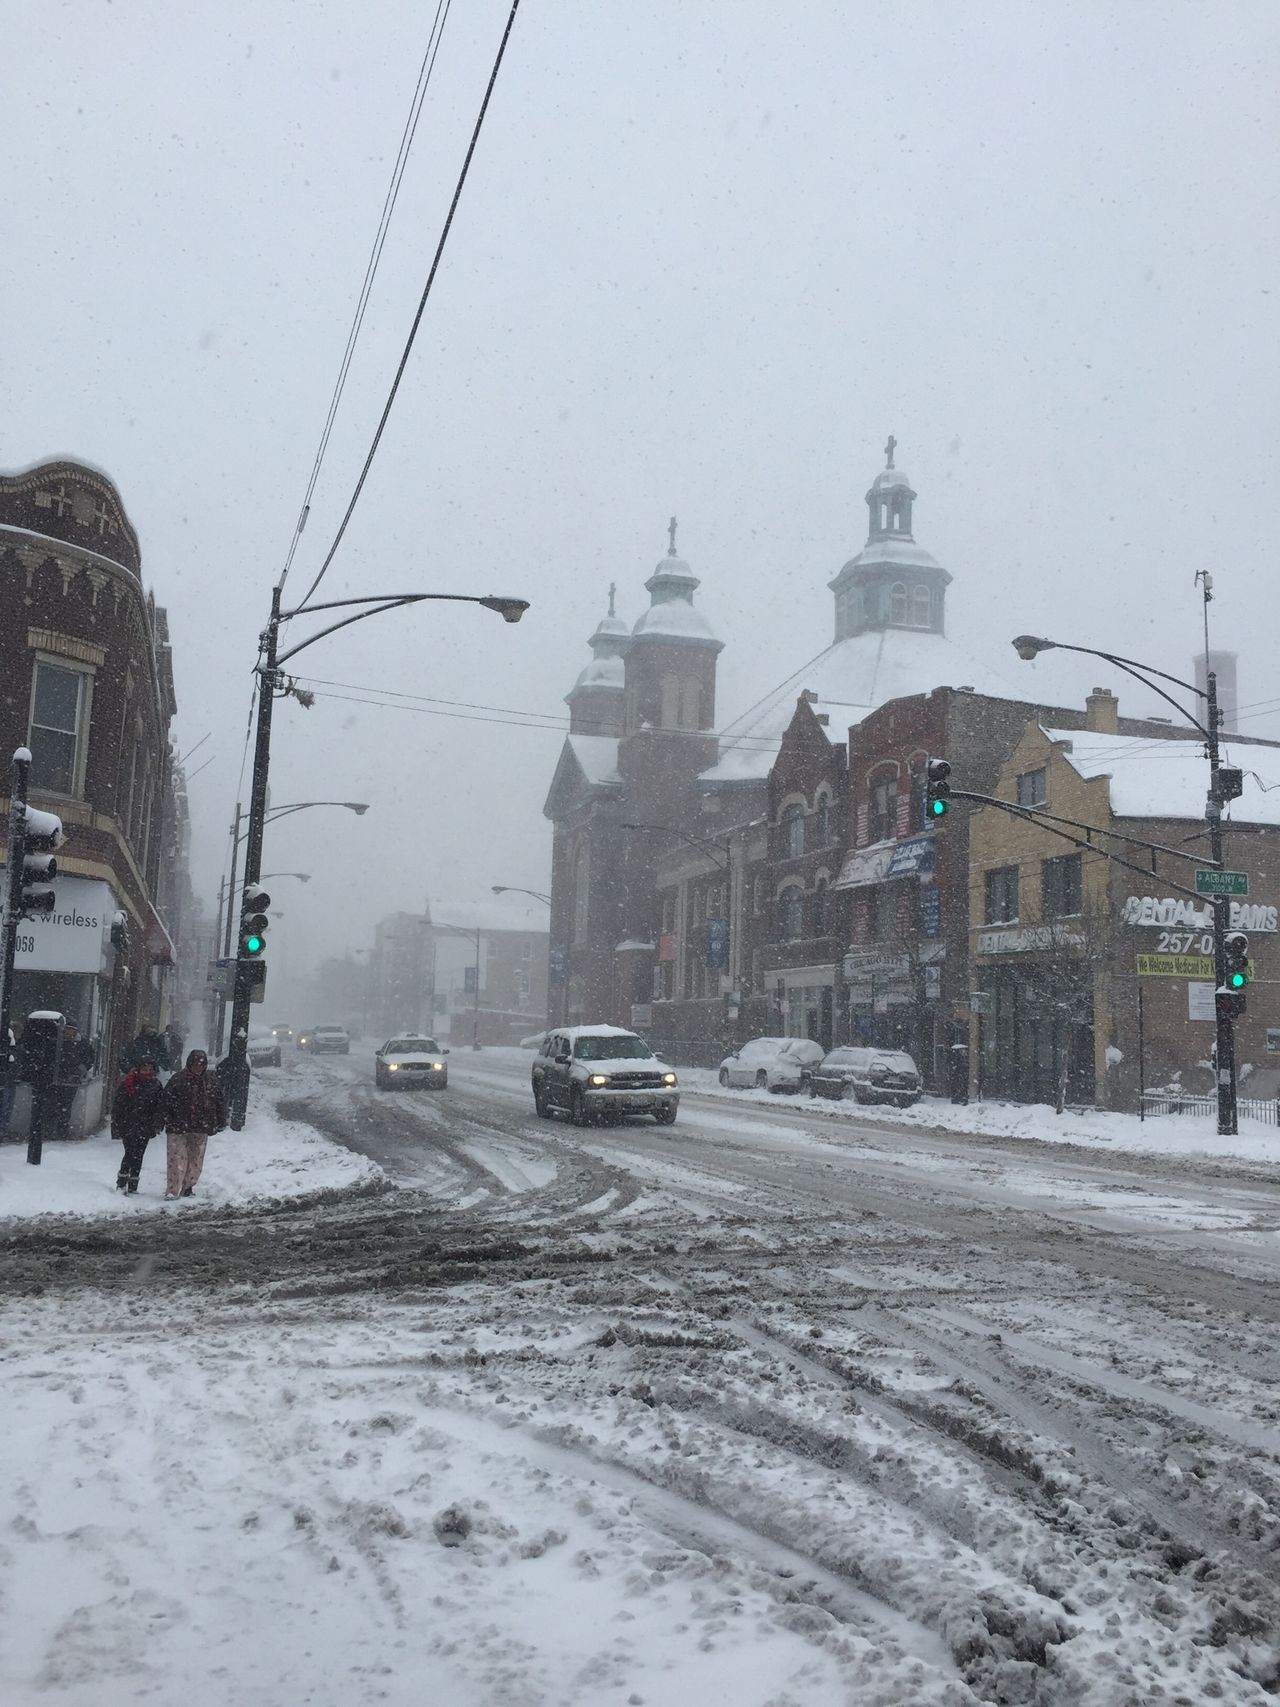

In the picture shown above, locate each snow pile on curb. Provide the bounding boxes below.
[0,1096,383,1223]
[681,1069,1280,1163]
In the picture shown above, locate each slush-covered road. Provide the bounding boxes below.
[4,1043,1279,1704]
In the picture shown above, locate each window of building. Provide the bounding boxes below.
[522,938,532,960]
[778,888,804,940]
[814,793,830,846]
[812,877,828,936]
[753,874,767,914]
[572,848,590,943]
[889,582,908,623]
[870,883,898,942]
[911,584,931,627]
[680,679,701,729]
[781,803,805,859]
[984,866,1020,924]
[661,892,676,933]
[28,659,89,796]
[1041,853,1083,917]
[515,970,530,999]
[692,887,704,925]
[1016,767,1047,809]
[868,772,898,844]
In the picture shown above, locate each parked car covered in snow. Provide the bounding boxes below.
[718,1036,824,1093]
[532,1025,678,1125]
[809,1046,921,1107]
[247,1030,282,1069]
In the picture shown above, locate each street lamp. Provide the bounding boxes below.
[1011,631,1239,1134]
[222,586,528,1126]
[491,885,551,905]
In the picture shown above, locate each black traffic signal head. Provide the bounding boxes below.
[1216,987,1246,1021]
[926,757,952,820]
[1224,931,1250,989]
[240,885,271,958]
[16,802,64,917]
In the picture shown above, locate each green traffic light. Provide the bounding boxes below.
[245,934,264,956]
[930,798,948,817]
[1230,970,1247,988]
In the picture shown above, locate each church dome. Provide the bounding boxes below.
[870,464,914,493]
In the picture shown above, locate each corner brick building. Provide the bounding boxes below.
[1,458,181,1136]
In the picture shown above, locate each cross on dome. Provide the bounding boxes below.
[608,580,617,617]
[884,434,897,469]
[667,516,678,556]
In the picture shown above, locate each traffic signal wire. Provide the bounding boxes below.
[276,0,453,601]
[293,0,525,615]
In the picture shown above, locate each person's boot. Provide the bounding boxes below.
[180,1186,194,1197]
[126,1182,139,1195]
[116,1178,127,1191]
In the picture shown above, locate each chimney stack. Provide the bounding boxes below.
[1086,687,1118,734]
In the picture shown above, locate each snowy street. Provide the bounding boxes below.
[3,1047,1279,1705]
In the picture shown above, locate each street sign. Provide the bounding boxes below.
[1136,953,1215,978]
[1195,869,1248,896]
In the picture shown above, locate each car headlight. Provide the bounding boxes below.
[662,1072,677,1086]
[432,1062,443,1071]
[388,1063,399,1072]
[588,1073,609,1087]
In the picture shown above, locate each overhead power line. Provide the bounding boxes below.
[277,0,453,599]
[294,0,524,613]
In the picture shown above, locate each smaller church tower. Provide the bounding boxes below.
[623,518,724,735]
[565,586,628,737]
[828,437,953,643]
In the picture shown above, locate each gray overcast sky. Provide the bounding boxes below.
[5,0,1278,968]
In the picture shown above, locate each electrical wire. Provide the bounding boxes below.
[294,0,524,613]
[277,0,453,599]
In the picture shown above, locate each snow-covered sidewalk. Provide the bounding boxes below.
[0,1091,383,1223]
[681,1069,1280,1164]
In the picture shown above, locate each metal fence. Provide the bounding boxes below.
[1140,1092,1280,1125]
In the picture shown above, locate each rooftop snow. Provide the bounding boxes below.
[703,627,1028,784]
[567,655,624,695]
[1045,727,1280,825]
[567,733,622,787]
[630,599,721,645]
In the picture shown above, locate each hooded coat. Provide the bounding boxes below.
[164,1051,227,1136]
[111,1069,167,1142]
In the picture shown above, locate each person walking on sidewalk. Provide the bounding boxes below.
[163,1049,226,1199]
[111,1058,166,1193]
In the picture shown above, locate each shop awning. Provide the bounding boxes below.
[145,906,176,967]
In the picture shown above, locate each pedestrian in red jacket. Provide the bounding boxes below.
[163,1050,226,1199]
[111,1059,166,1193]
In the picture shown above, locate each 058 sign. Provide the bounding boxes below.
[14,933,37,956]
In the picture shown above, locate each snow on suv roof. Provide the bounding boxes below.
[556,1024,639,1039]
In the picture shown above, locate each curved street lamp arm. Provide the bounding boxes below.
[620,821,730,870]
[1017,637,1211,741]
[273,592,528,669]
[272,597,418,668]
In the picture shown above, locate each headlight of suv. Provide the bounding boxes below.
[388,1063,399,1072]
[662,1072,677,1086]
[588,1073,609,1087]
[432,1062,444,1071]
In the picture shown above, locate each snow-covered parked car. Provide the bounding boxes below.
[809,1046,921,1107]
[247,1030,282,1069]
[374,1035,448,1090]
[532,1025,678,1125]
[718,1036,824,1092]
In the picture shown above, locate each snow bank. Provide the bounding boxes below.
[0,1090,383,1223]
[681,1070,1280,1164]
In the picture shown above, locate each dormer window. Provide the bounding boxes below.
[912,584,931,627]
[889,582,908,624]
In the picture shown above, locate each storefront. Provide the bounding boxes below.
[7,874,123,1139]
[972,926,1096,1106]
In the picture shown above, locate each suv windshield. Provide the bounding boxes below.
[574,1034,653,1062]
[387,1039,438,1054]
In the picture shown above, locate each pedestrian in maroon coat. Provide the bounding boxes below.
[163,1050,226,1199]
[111,1059,167,1193]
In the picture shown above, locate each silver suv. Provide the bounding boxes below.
[532,1026,679,1126]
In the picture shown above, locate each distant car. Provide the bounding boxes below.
[809,1046,922,1107]
[247,1031,282,1069]
[375,1035,449,1090]
[271,1024,295,1045]
[309,1025,350,1056]
[532,1025,678,1126]
[718,1036,824,1093]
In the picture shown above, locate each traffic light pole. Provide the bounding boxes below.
[1203,671,1237,1136]
[0,747,32,1093]
[225,590,280,1129]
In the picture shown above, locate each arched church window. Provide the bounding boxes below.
[680,678,701,729]
[781,803,805,859]
[660,675,680,728]
[814,793,831,846]
[912,584,931,627]
[778,888,804,941]
[572,847,590,943]
[890,583,908,624]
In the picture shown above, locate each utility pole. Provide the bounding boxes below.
[0,748,32,1085]
[225,592,280,1128]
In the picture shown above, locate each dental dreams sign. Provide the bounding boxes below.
[12,878,114,974]
[1121,895,1277,933]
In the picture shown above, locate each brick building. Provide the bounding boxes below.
[1,458,184,1136]
[968,698,1280,1108]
